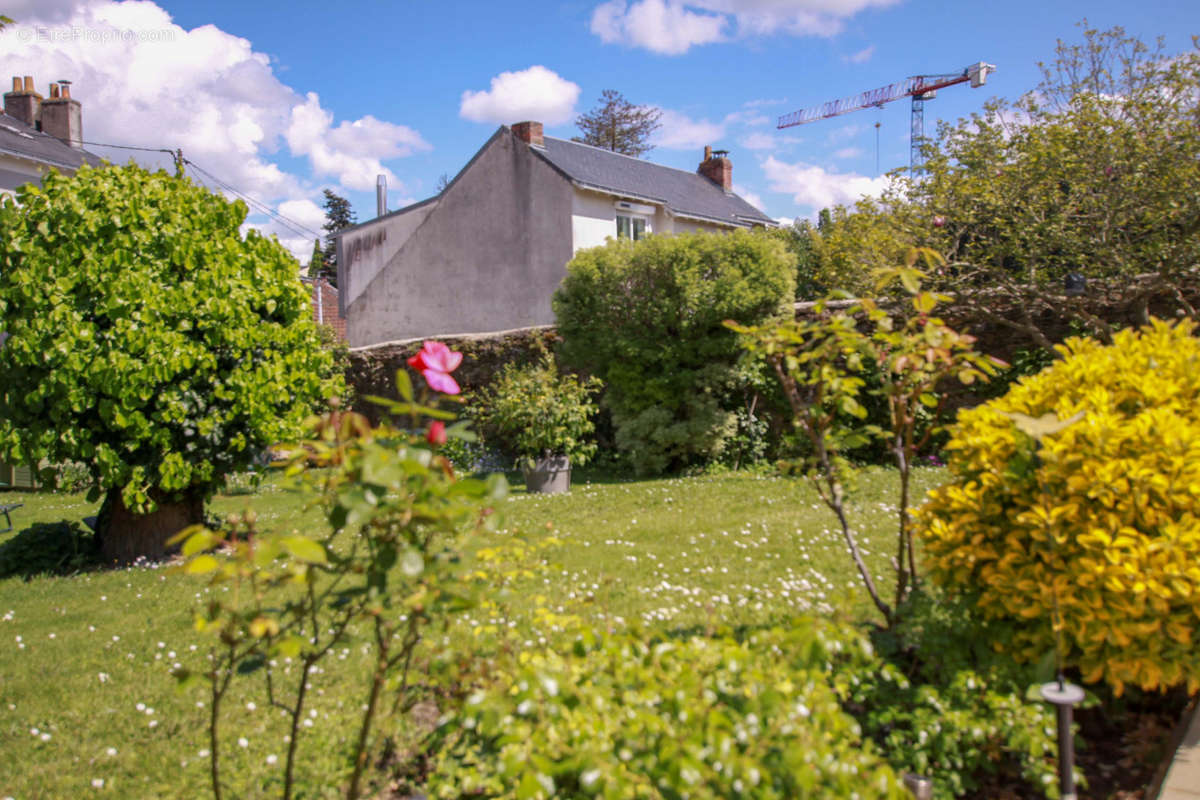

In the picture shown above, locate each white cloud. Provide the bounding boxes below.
[2,0,428,258]
[590,0,899,54]
[591,0,726,55]
[845,45,875,64]
[276,198,327,235]
[833,146,863,158]
[459,66,581,126]
[763,155,888,210]
[740,131,803,151]
[652,108,725,150]
[287,92,429,191]
[732,183,766,212]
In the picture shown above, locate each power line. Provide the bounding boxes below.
[184,159,323,241]
[65,138,325,242]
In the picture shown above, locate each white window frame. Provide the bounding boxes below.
[615,200,655,241]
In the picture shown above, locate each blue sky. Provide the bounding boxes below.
[4,0,1198,260]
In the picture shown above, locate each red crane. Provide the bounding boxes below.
[777,61,996,173]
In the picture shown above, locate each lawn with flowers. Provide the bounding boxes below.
[0,465,933,798]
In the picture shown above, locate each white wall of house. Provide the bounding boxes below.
[570,189,621,252]
[0,153,49,198]
[570,188,734,253]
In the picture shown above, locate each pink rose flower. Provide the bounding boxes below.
[408,340,463,395]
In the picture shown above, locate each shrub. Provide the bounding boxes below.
[424,622,908,799]
[471,352,602,467]
[554,230,794,475]
[918,319,1200,694]
[851,587,1061,798]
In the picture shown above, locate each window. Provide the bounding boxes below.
[616,214,648,241]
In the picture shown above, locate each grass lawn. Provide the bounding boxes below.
[0,466,943,799]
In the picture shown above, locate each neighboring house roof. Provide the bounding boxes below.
[534,135,773,228]
[0,112,102,172]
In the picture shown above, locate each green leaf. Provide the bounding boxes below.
[394,369,414,403]
[184,554,219,574]
[282,536,327,564]
[181,528,218,557]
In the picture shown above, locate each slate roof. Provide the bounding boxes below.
[534,135,774,228]
[0,112,102,172]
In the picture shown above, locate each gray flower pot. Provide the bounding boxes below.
[522,454,571,494]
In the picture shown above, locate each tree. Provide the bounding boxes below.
[318,189,356,285]
[573,90,662,157]
[0,164,341,563]
[805,25,1200,353]
[306,237,324,279]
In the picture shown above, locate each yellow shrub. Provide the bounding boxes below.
[917,320,1200,695]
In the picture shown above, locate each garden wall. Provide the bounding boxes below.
[346,326,561,423]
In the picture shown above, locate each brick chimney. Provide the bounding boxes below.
[698,145,732,193]
[512,121,544,148]
[3,76,42,129]
[41,80,83,147]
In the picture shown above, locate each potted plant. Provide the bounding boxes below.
[473,353,601,494]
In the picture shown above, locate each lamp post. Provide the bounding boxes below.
[1040,678,1084,800]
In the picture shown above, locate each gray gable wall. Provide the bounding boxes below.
[345,129,574,347]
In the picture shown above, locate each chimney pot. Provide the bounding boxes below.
[698,148,733,193]
[5,75,43,128]
[512,121,544,148]
[40,79,83,148]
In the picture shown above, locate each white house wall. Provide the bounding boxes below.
[0,154,48,197]
[569,187,737,253]
[570,189,621,252]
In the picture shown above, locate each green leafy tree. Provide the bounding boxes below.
[0,164,340,563]
[306,237,324,279]
[319,189,356,285]
[799,26,1200,352]
[572,90,662,157]
[915,25,1200,348]
[554,230,794,474]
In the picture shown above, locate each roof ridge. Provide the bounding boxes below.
[543,135,707,176]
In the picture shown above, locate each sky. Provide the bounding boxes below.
[3,0,1198,262]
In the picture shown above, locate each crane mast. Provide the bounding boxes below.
[777,61,995,173]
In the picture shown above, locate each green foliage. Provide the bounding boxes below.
[554,230,795,475]
[425,622,909,799]
[732,260,999,624]
[174,375,508,800]
[471,352,602,466]
[806,25,1200,348]
[919,319,1200,696]
[762,220,825,300]
[0,164,339,517]
[0,520,98,579]
[853,587,1063,798]
[572,90,662,157]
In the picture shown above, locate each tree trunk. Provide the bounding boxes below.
[97,488,205,565]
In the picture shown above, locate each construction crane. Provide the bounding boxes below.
[777,61,996,173]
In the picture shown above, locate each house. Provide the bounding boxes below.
[334,121,774,347]
[1,75,100,197]
[302,275,347,341]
